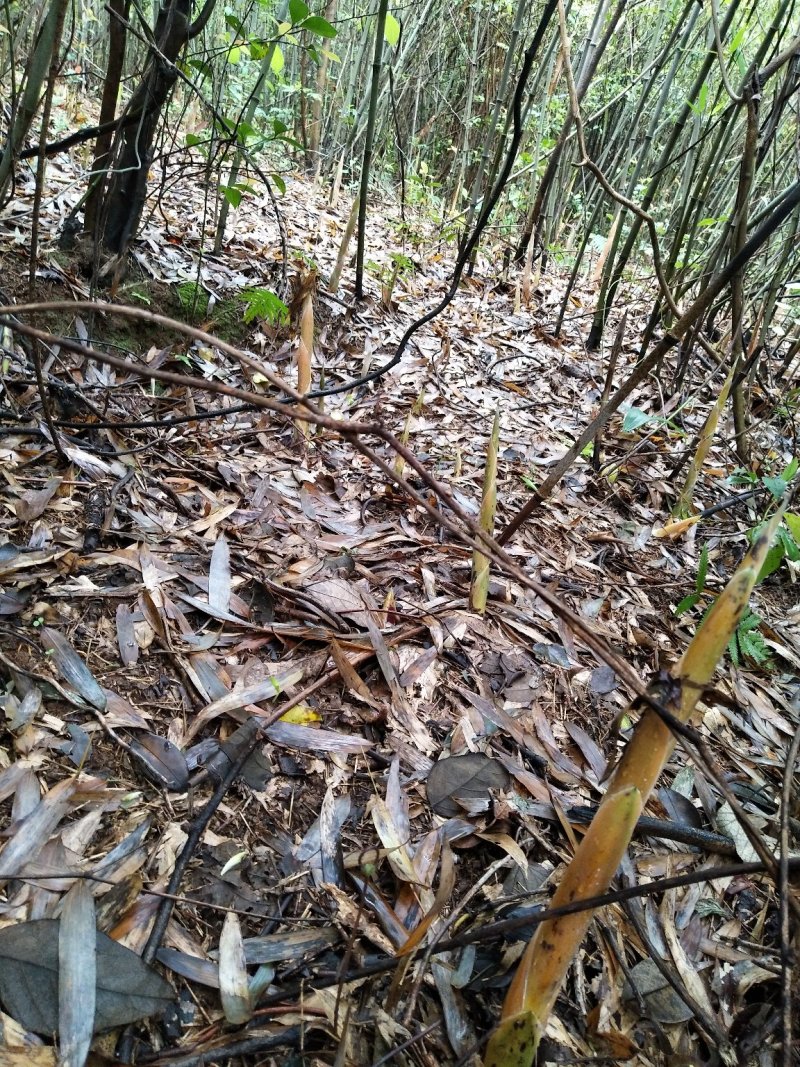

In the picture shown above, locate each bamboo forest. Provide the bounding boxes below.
[0,0,799,1065]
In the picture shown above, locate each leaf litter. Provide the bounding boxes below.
[0,145,798,1067]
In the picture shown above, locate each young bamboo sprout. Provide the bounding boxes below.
[672,369,733,520]
[328,194,359,294]
[294,270,316,437]
[394,388,425,477]
[483,510,784,1067]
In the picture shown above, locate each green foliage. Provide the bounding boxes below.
[751,516,800,582]
[675,543,709,616]
[675,540,778,669]
[384,12,400,46]
[727,608,771,667]
[724,459,800,583]
[197,0,337,197]
[302,15,337,38]
[242,288,289,325]
[125,285,151,306]
[622,406,654,433]
[218,183,243,209]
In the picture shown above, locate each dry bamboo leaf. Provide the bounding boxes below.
[0,779,78,886]
[157,947,220,989]
[208,533,231,614]
[397,842,455,956]
[115,603,138,666]
[58,882,96,1067]
[184,666,304,741]
[0,1048,56,1066]
[40,628,106,711]
[329,638,380,705]
[318,785,346,887]
[370,793,419,886]
[265,721,371,754]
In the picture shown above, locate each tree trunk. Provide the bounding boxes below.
[354,0,389,299]
[83,0,131,236]
[94,0,217,266]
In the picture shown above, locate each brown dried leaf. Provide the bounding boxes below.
[14,478,61,522]
[426,753,510,818]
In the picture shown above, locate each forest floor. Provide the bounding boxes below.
[0,131,798,1067]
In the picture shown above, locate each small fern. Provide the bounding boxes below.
[242,287,289,325]
[728,609,771,667]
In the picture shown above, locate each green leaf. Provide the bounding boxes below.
[289,0,308,22]
[215,115,236,135]
[277,133,305,150]
[696,543,709,593]
[302,15,337,38]
[728,467,758,487]
[784,512,800,543]
[219,184,242,209]
[737,609,761,634]
[762,475,787,500]
[187,57,213,78]
[227,45,241,64]
[225,12,245,33]
[781,456,798,481]
[778,524,800,561]
[270,173,286,194]
[270,44,284,73]
[734,614,771,666]
[384,12,400,45]
[185,133,203,147]
[675,592,701,616]
[622,406,652,433]
[756,542,785,583]
[729,25,746,53]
